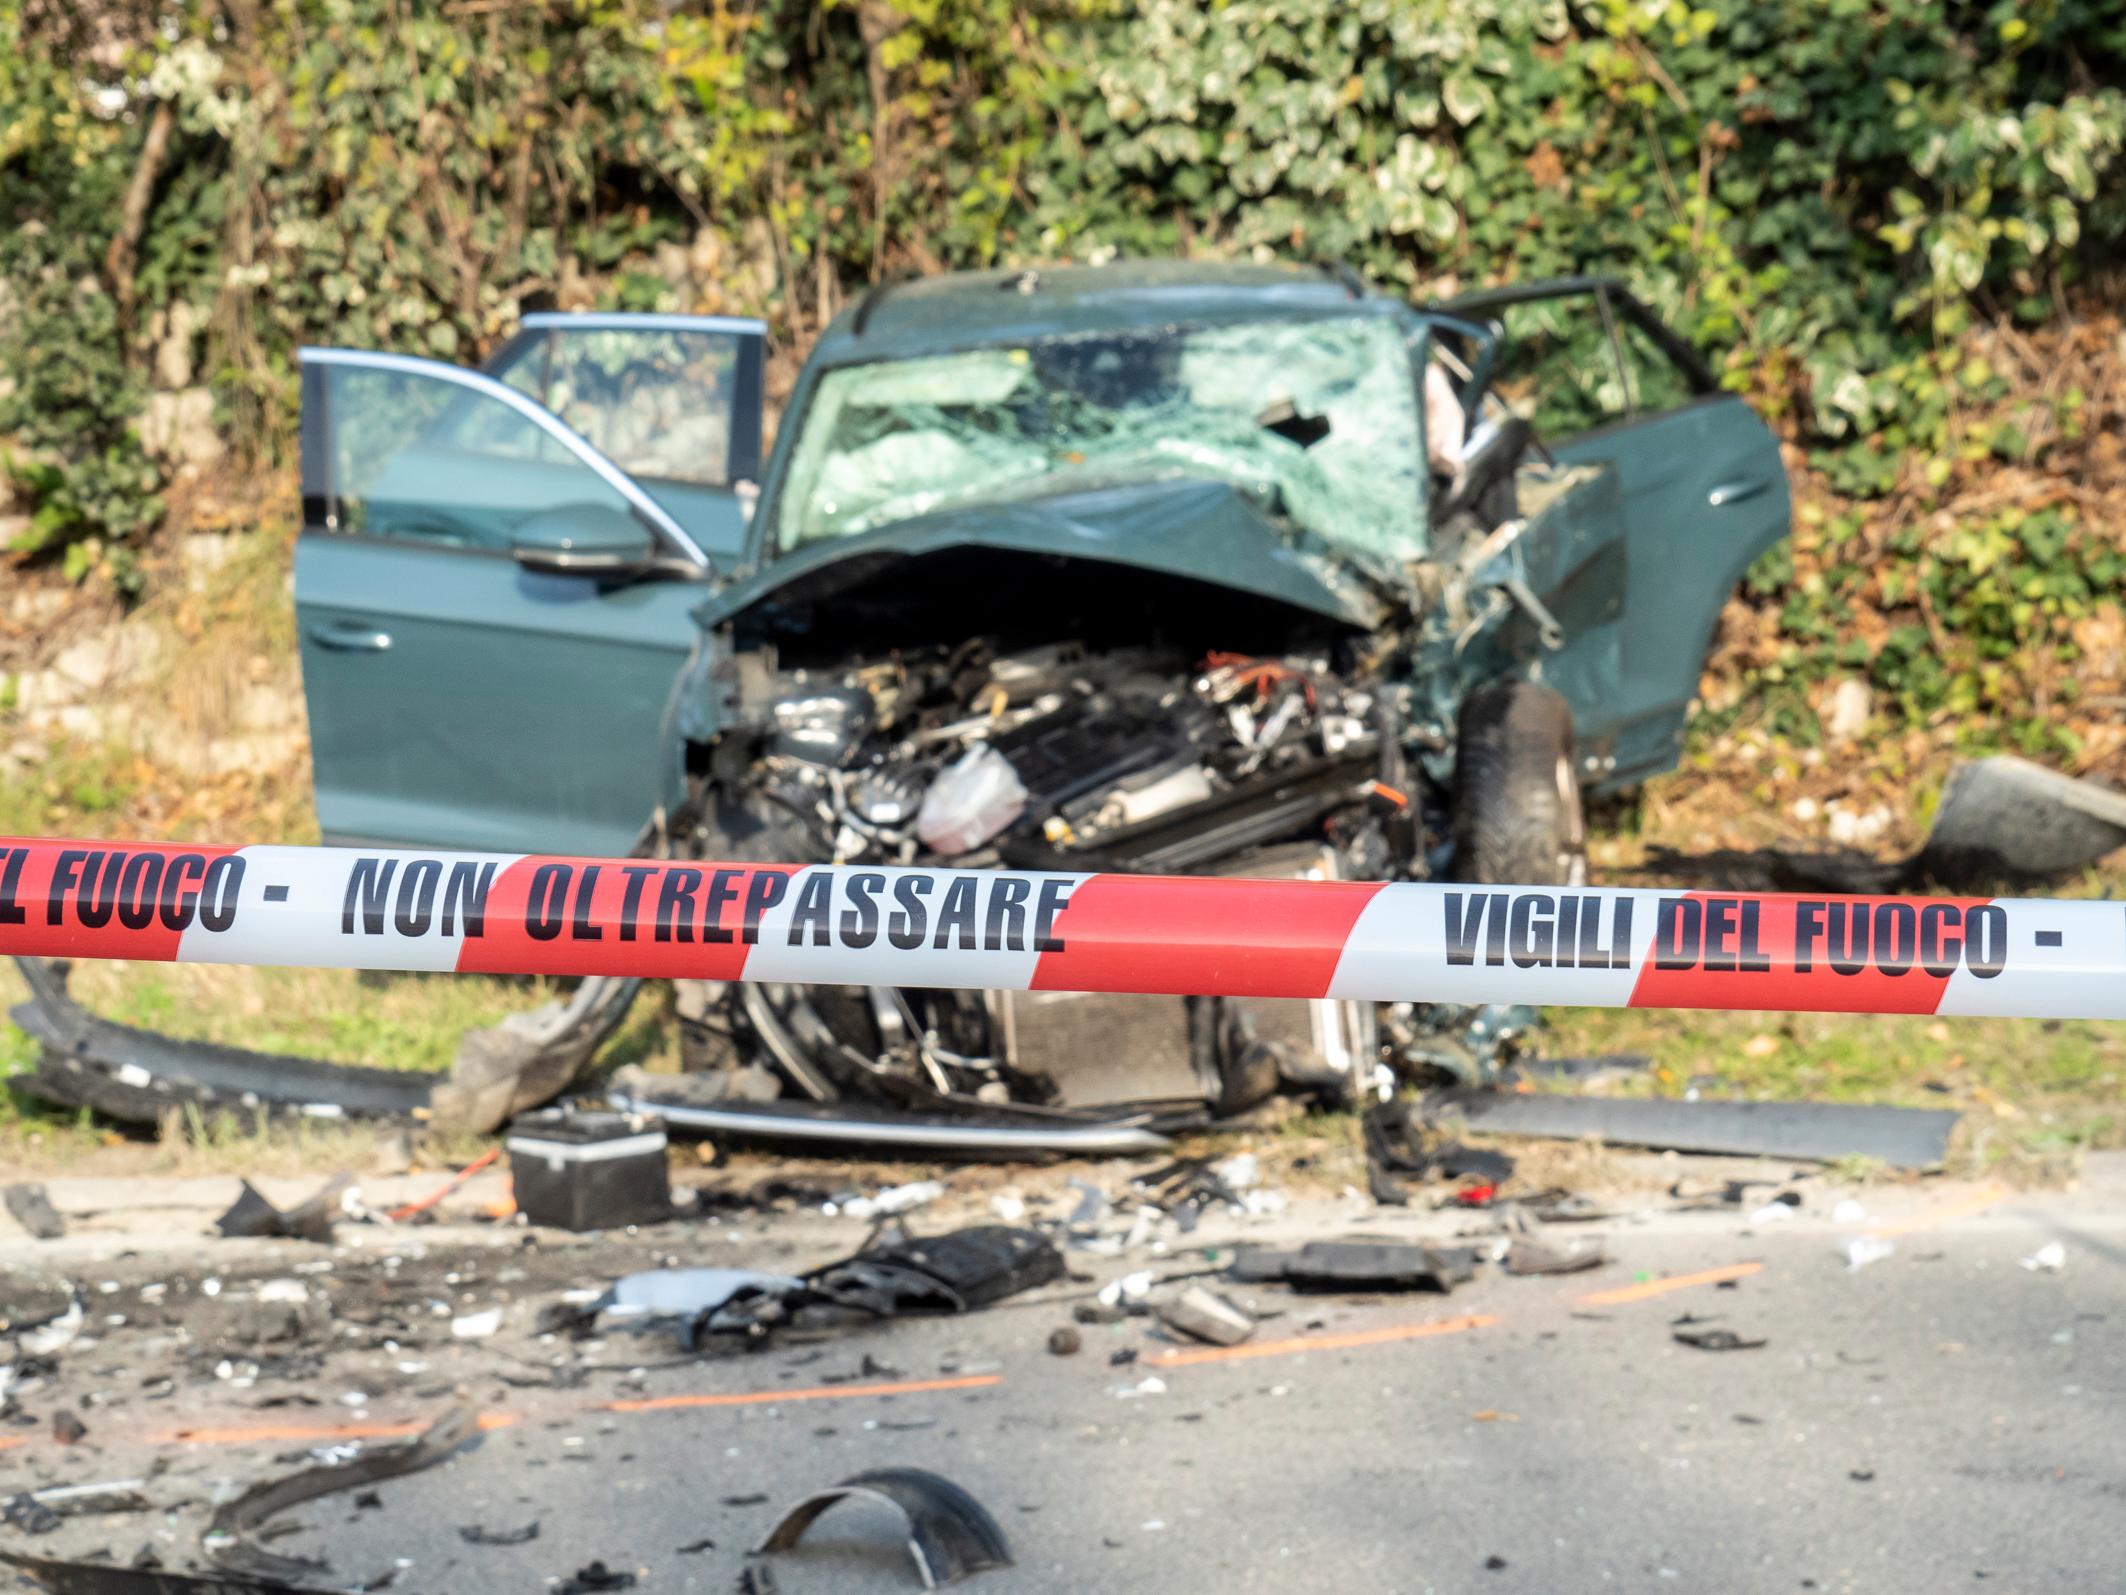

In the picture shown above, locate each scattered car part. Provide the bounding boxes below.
[1429,1091,1959,1169]
[1155,1285,1255,1346]
[8,956,433,1125]
[587,1267,810,1349]
[202,1405,477,1583]
[459,1522,539,1546]
[428,975,643,1132]
[4,1492,62,1535]
[505,1109,671,1231]
[3,1183,66,1240]
[1672,1325,1766,1351]
[753,1467,1013,1589]
[1231,1240,1475,1293]
[213,1177,350,1243]
[1504,1237,1606,1276]
[603,1091,1171,1158]
[18,1479,151,1518]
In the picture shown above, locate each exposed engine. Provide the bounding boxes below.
[664,636,1436,1126]
[744,638,1397,874]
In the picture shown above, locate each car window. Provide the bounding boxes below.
[315,364,635,552]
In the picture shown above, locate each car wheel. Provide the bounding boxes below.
[1453,680,1588,886]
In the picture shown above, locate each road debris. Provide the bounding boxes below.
[555,1561,637,1592]
[1844,1237,1896,1271]
[4,1183,66,1240]
[2020,1241,2067,1273]
[833,1180,946,1220]
[753,1467,1012,1589]
[202,1405,477,1583]
[1047,1326,1081,1356]
[1154,1284,1256,1347]
[1362,1098,1514,1205]
[458,1521,540,1546]
[50,1409,88,1444]
[579,1267,810,1349]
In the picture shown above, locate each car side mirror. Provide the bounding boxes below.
[509,504,658,577]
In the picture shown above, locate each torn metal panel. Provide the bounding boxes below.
[1433,1091,1958,1170]
[203,1406,478,1584]
[753,1467,1012,1589]
[428,975,642,1132]
[604,1092,1171,1157]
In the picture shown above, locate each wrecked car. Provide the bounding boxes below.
[12,265,1797,1139]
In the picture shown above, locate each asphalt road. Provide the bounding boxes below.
[4,1160,2122,1594]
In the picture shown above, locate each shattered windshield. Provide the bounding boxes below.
[776,314,1426,561]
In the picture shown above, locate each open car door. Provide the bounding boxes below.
[295,333,745,856]
[1442,280,1790,788]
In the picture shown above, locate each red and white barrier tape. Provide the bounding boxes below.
[1,838,2120,1020]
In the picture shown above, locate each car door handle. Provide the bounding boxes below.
[308,621,393,653]
[1708,476,1773,508]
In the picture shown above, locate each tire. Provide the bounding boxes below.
[1452,680,1588,886]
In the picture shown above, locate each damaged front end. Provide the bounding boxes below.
[636,523,1478,1139]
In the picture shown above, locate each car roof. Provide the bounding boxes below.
[807,259,1400,366]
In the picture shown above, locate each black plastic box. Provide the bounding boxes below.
[506,1110,670,1232]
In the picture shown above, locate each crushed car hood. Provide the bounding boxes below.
[704,478,1392,631]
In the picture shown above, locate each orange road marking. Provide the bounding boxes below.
[1145,1313,1496,1368]
[160,1411,518,1447]
[1866,1182,2010,1239]
[604,1374,1002,1412]
[1576,1262,1762,1306]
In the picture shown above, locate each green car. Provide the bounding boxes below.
[293,261,1789,1127]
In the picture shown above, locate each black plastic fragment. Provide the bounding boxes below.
[1673,1326,1766,1352]
[808,1226,1062,1317]
[212,1178,347,1244]
[754,1467,1012,1589]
